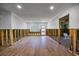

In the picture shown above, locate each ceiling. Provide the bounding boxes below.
[0,3,78,19]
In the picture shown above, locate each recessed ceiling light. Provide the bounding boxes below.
[17,5,22,9]
[50,6,54,10]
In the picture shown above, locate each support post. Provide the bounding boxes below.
[69,29,77,54]
[1,30,4,46]
[10,29,13,46]
[58,29,60,44]
[18,29,19,39]
[14,29,16,42]
[6,29,9,47]
[73,29,77,54]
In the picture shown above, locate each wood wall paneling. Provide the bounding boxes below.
[9,30,13,46]
[1,30,4,46]
[14,30,16,42]
[69,29,77,54]
[46,29,58,36]
[6,29,9,47]
[0,30,4,46]
[58,29,60,44]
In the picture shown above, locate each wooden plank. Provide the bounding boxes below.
[58,29,60,44]
[20,29,22,37]
[18,29,19,39]
[21,29,23,37]
[73,29,77,54]
[23,30,25,36]
[52,30,54,36]
[10,29,13,46]
[20,30,21,38]
[69,29,73,51]
[23,30,24,37]
[69,29,77,54]
[1,30,4,46]
[24,29,26,36]
[6,29,9,47]
[14,30,16,42]
[21,30,23,37]
[69,29,72,50]
[22,30,24,37]
[22,29,23,37]
[55,29,56,36]
[24,30,26,36]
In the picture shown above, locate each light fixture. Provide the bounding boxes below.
[17,4,22,9]
[50,5,54,10]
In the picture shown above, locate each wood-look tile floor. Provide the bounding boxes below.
[0,36,73,56]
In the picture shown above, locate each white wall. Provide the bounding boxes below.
[47,18,58,29]
[24,18,51,22]
[24,18,51,29]
[11,12,27,29]
[0,8,27,29]
[69,5,79,29]
[27,22,47,32]
[0,10,49,29]
[0,9,12,29]
[48,5,79,29]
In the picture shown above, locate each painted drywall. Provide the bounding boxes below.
[0,9,27,29]
[48,5,79,29]
[0,8,12,29]
[24,17,51,22]
[27,22,47,32]
[11,12,27,29]
[0,8,49,29]
[24,18,51,29]
[47,18,58,29]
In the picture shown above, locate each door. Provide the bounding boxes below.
[41,25,46,35]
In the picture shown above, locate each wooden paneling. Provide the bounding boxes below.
[24,29,26,36]
[6,29,9,47]
[25,29,29,36]
[0,29,30,47]
[58,29,60,44]
[46,29,58,36]
[21,30,23,37]
[1,30,4,46]
[69,29,77,54]
[9,30,13,46]
[0,30,4,46]
[28,32,40,36]
[17,29,19,39]
[14,30,16,42]
[20,30,22,37]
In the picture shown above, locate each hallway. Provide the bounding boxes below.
[0,3,79,56]
[0,36,72,56]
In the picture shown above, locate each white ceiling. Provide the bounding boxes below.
[0,3,78,19]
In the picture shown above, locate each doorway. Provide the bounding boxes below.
[41,25,46,36]
[59,14,70,49]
